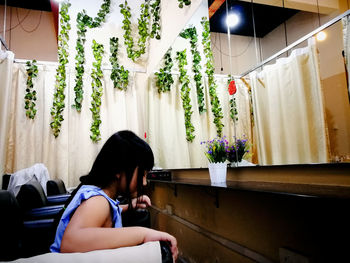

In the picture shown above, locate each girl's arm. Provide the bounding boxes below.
[119,195,151,213]
[60,196,178,260]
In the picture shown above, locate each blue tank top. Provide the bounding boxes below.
[50,185,123,252]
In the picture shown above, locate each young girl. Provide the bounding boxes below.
[50,130,178,261]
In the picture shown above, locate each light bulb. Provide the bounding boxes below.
[316,31,327,41]
[226,13,239,28]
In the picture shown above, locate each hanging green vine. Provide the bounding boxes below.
[109,37,129,90]
[25,60,38,119]
[73,0,111,112]
[178,0,191,8]
[150,0,161,39]
[176,50,195,142]
[227,75,238,122]
[155,48,174,93]
[201,17,224,137]
[50,1,71,137]
[180,27,205,114]
[90,40,104,143]
[120,0,150,61]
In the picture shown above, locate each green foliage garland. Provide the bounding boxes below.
[178,0,191,8]
[201,17,224,137]
[50,1,71,137]
[155,48,174,93]
[25,60,38,119]
[120,0,150,61]
[90,40,104,143]
[150,0,161,39]
[180,27,205,113]
[109,37,129,90]
[176,50,195,142]
[73,0,111,112]
[228,75,238,122]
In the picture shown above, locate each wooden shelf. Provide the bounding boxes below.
[148,177,350,199]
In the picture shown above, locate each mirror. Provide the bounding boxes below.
[150,0,349,169]
[223,0,350,165]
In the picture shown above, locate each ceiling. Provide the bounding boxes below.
[1,0,299,38]
[0,0,52,11]
[208,0,299,38]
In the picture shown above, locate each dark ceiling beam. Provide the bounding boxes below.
[209,0,226,19]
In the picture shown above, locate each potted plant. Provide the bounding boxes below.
[227,137,250,165]
[201,136,228,184]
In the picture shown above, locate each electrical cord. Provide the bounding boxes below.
[212,32,254,57]
[16,8,42,33]
[0,8,31,34]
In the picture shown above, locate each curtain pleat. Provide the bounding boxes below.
[250,41,329,165]
[0,51,14,184]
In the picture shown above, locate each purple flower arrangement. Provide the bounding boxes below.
[227,137,250,163]
[201,136,228,163]
[202,136,250,163]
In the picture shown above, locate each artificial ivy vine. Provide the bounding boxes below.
[178,0,191,8]
[25,60,38,119]
[90,40,104,143]
[180,27,205,114]
[176,50,195,142]
[50,1,71,137]
[120,0,150,61]
[201,17,224,137]
[155,48,174,93]
[150,0,161,39]
[228,75,238,122]
[109,37,129,90]
[73,0,111,112]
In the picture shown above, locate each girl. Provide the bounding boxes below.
[50,130,178,261]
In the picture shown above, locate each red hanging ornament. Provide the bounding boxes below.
[228,80,237,95]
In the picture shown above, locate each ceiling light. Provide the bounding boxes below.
[316,31,327,41]
[226,13,239,28]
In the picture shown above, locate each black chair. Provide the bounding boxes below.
[2,173,11,190]
[47,178,69,196]
[0,190,56,261]
[16,180,66,220]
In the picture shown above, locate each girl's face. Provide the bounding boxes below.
[121,167,147,198]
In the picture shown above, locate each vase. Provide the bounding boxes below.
[208,162,227,185]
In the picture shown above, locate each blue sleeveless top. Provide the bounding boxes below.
[50,185,123,253]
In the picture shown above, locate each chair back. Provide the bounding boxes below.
[0,190,23,261]
[17,180,48,210]
[47,179,67,196]
[2,174,11,190]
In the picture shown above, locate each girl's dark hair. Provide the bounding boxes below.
[55,130,154,226]
[81,130,154,191]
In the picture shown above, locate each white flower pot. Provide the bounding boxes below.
[208,162,227,184]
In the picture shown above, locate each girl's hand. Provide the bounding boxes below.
[132,195,151,209]
[143,229,178,262]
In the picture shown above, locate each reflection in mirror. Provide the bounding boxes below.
[149,0,251,169]
[149,0,349,169]
[241,14,350,165]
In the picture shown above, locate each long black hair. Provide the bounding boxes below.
[55,130,154,225]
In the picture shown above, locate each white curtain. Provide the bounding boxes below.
[342,14,350,102]
[250,39,329,165]
[0,51,14,185]
[4,62,147,187]
[2,59,253,185]
[147,74,251,169]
